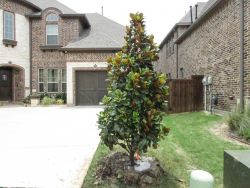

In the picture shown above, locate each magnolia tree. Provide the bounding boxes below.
[98,13,169,166]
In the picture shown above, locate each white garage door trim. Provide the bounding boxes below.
[66,62,108,105]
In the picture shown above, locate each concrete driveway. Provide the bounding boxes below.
[0,106,102,188]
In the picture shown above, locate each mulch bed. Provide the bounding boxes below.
[229,132,250,146]
[94,152,166,188]
[210,123,250,146]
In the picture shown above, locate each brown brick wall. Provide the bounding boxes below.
[158,0,250,111]
[156,43,177,78]
[157,0,243,112]
[177,0,241,111]
[244,0,250,100]
[31,8,82,91]
[0,0,36,15]
[156,25,189,79]
[177,26,189,37]
[66,52,116,62]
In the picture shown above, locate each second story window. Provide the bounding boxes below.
[4,11,15,40]
[46,13,59,45]
[46,24,58,45]
[46,13,59,22]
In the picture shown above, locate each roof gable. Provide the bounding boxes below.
[27,0,77,14]
[63,13,125,51]
[179,2,207,24]
[176,0,224,44]
[159,1,207,48]
[23,1,125,50]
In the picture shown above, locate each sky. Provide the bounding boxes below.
[59,0,207,44]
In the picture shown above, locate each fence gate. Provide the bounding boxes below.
[167,76,203,113]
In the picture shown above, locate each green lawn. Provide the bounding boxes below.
[82,112,250,188]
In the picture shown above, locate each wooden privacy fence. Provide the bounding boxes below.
[167,76,204,113]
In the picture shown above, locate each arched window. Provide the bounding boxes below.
[46,13,59,45]
[46,13,59,21]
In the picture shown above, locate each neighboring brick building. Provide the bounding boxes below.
[0,0,125,105]
[157,0,249,112]
[156,2,206,78]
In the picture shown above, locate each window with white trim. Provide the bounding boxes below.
[4,11,14,40]
[46,24,58,45]
[46,13,59,22]
[61,69,66,93]
[48,69,59,92]
[38,69,45,93]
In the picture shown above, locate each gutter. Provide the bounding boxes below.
[176,29,179,78]
[175,0,224,44]
[29,19,32,94]
[14,0,41,11]
[61,47,121,52]
[159,25,178,49]
[159,22,191,49]
[240,0,244,112]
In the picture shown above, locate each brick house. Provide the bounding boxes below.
[0,0,125,105]
[156,0,249,113]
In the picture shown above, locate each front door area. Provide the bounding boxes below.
[0,68,12,101]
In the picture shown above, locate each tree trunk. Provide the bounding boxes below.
[129,150,135,167]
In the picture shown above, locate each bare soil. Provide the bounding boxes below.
[209,123,250,146]
[95,152,166,188]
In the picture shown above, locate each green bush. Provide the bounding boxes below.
[238,116,250,139]
[226,108,243,131]
[40,92,49,101]
[23,95,31,104]
[39,93,66,104]
[41,96,55,105]
[226,107,250,140]
[56,99,64,105]
[55,93,67,103]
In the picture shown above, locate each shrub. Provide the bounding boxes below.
[98,13,169,166]
[226,108,243,131]
[56,99,64,105]
[40,92,49,101]
[41,96,55,105]
[23,95,31,104]
[55,93,67,103]
[226,107,250,140]
[238,116,250,139]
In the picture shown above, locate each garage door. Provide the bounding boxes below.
[76,71,107,105]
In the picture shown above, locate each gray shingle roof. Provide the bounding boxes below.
[199,0,219,16]
[175,0,223,44]
[159,2,207,48]
[27,0,77,14]
[63,13,125,50]
[24,1,125,50]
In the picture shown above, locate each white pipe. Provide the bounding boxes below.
[204,85,207,111]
